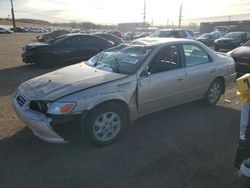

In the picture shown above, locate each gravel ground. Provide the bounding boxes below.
[0,33,245,188]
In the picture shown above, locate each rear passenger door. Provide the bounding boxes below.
[55,36,80,62]
[181,43,217,100]
[78,36,107,60]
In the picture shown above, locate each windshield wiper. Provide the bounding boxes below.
[94,51,104,67]
[111,53,120,73]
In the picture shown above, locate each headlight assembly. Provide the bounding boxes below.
[47,102,76,115]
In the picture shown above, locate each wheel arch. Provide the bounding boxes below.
[214,76,225,94]
[84,99,132,124]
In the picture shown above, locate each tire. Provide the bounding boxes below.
[83,103,127,146]
[35,54,54,68]
[204,79,223,105]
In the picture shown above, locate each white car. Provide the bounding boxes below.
[12,38,236,146]
[149,29,195,39]
[0,27,13,34]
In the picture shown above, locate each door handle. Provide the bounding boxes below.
[210,68,216,73]
[177,78,183,81]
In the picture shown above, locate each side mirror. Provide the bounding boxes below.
[141,67,151,77]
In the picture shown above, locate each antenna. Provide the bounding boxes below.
[143,0,146,28]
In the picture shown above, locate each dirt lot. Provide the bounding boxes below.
[0,33,245,187]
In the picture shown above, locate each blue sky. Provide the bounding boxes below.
[0,0,250,24]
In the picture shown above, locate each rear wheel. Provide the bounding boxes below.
[83,103,127,146]
[204,79,223,105]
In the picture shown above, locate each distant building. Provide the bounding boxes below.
[200,20,250,33]
[117,22,146,32]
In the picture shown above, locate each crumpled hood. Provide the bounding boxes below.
[18,63,127,101]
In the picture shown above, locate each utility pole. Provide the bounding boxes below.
[143,0,146,29]
[178,3,182,28]
[10,0,16,32]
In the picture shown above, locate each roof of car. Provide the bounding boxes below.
[156,28,188,31]
[131,37,195,46]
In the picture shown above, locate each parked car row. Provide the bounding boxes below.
[214,32,248,51]
[0,27,13,34]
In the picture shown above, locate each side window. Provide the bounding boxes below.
[179,30,187,38]
[183,44,211,67]
[77,36,89,47]
[79,36,101,48]
[61,37,78,47]
[149,45,180,74]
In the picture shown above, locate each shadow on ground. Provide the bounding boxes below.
[0,102,243,188]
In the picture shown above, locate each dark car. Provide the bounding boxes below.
[93,33,124,46]
[22,34,114,67]
[196,33,216,46]
[227,40,250,75]
[10,26,28,32]
[37,29,70,43]
[214,32,247,51]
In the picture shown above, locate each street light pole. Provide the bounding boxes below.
[10,0,16,32]
[178,3,182,28]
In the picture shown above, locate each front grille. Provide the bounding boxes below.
[30,101,48,113]
[15,91,27,107]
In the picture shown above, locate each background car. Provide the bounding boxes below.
[93,33,124,46]
[106,30,122,38]
[227,40,250,75]
[22,33,114,67]
[214,31,248,51]
[133,32,149,39]
[0,27,13,34]
[196,33,217,46]
[14,38,236,146]
[10,26,28,32]
[37,29,70,43]
[149,29,194,39]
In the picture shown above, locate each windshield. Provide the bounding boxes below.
[85,44,153,74]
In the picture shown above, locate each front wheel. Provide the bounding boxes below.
[35,54,55,68]
[204,79,223,105]
[83,103,127,146]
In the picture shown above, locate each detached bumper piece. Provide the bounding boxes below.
[12,90,66,143]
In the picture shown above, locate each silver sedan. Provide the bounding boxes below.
[12,38,236,146]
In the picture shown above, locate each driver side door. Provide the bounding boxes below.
[138,45,186,116]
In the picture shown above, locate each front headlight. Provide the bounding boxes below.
[47,102,76,115]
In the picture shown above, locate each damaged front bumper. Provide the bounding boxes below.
[12,91,66,143]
